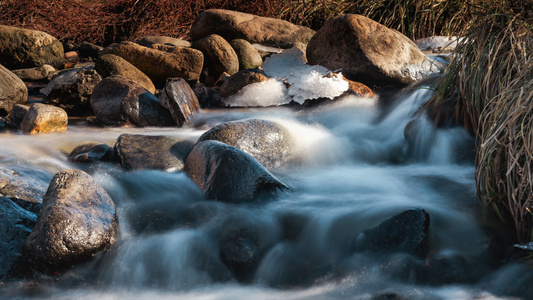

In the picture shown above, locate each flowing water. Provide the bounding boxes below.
[1,73,530,299]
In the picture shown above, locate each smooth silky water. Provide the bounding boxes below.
[0,78,525,299]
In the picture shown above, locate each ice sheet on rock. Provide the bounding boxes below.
[220,79,287,107]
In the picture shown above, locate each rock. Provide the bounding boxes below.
[22,169,118,275]
[229,39,263,70]
[341,76,374,97]
[64,51,80,66]
[190,9,315,48]
[306,14,438,87]
[427,250,471,284]
[218,69,269,99]
[219,228,262,282]
[0,196,37,279]
[101,41,203,87]
[0,166,52,204]
[90,75,174,127]
[20,103,68,134]
[184,140,289,203]
[0,64,28,116]
[11,64,56,81]
[197,119,295,169]
[95,54,156,94]
[159,78,201,126]
[78,41,103,59]
[114,133,192,171]
[352,208,430,257]
[41,66,102,115]
[137,36,191,48]
[0,25,64,69]
[68,143,114,163]
[192,34,239,79]
[415,36,459,53]
[193,83,221,108]
[8,104,29,127]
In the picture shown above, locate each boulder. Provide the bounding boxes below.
[90,75,174,127]
[0,166,52,204]
[95,54,156,94]
[101,41,203,87]
[22,169,118,275]
[41,66,102,115]
[0,196,37,279]
[78,41,104,59]
[20,103,68,134]
[137,36,191,48]
[159,78,201,126]
[0,25,64,69]
[218,69,269,99]
[190,9,315,48]
[11,64,56,81]
[0,64,28,116]
[197,119,295,169]
[114,133,192,171]
[184,140,289,203]
[306,14,438,87]
[229,39,263,70]
[192,34,239,79]
[68,142,114,163]
[352,208,430,257]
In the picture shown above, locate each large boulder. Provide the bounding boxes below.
[190,9,315,48]
[197,119,295,169]
[100,41,203,87]
[90,75,174,127]
[115,133,192,171]
[95,54,156,94]
[0,64,28,116]
[184,140,289,203]
[0,25,64,70]
[306,14,438,87]
[159,78,201,126]
[41,66,102,115]
[22,169,119,275]
[229,39,263,70]
[20,103,68,134]
[192,34,239,79]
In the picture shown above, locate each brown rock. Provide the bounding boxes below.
[8,104,30,126]
[190,9,315,48]
[229,39,263,70]
[20,103,68,134]
[307,14,438,87]
[218,69,269,99]
[137,36,191,48]
[0,64,28,116]
[101,41,203,88]
[95,54,156,94]
[159,78,201,126]
[192,34,239,79]
[11,64,56,81]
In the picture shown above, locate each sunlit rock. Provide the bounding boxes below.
[137,35,191,48]
[11,64,55,81]
[0,64,27,116]
[229,39,263,70]
[68,142,114,163]
[159,78,201,126]
[20,103,68,134]
[95,54,156,94]
[192,34,239,80]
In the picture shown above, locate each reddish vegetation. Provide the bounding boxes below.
[0,0,284,45]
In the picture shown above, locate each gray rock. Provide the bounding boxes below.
[11,64,56,81]
[184,140,289,203]
[22,169,118,275]
[95,54,156,94]
[190,9,315,48]
[192,34,239,79]
[20,103,68,134]
[0,166,52,204]
[90,75,174,127]
[197,119,296,169]
[159,78,201,126]
[0,25,64,69]
[229,39,263,70]
[0,63,28,116]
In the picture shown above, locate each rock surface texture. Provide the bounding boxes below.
[192,34,239,79]
[0,64,28,116]
[159,78,201,126]
[20,103,68,134]
[229,39,263,70]
[95,54,156,94]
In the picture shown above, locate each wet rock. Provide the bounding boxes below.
[192,34,239,79]
[90,75,174,127]
[377,253,428,284]
[193,83,221,108]
[307,14,439,87]
[0,166,52,204]
[190,9,315,48]
[137,36,191,48]
[8,104,30,127]
[0,63,28,116]
[115,133,192,171]
[0,196,37,279]
[0,25,64,69]
[101,41,203,87]
[352,208,430,257]
[342,76,374,98]
[218,69,269,99]
[95,54,156,94]
[20,103,68,134]
[11,64,56,81]
[41,66,102,115]
[197,119,295,169]
[68,143,114,163]
[219,228,261,282]
[159,78,201,126]
[78,41,104,60]
[184,140,289,203]
[22,169,118,275]
[229,39,263,70]
[427,250,472,284]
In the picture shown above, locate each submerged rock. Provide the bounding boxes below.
[192,34,239,79]
[184,140,289,203]
[20,103,68,134]
[197,118,296,169]
[22,169,119,275]
[95,54,156,94]
[68,142,114,163]
[0,63,28,116]
[159,78,201,126]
